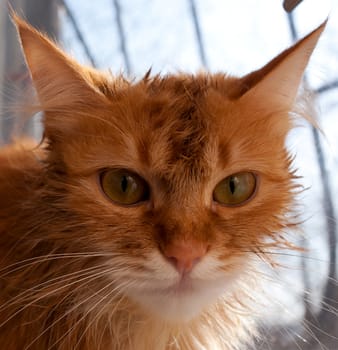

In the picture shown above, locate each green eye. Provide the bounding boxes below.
[213,172,257,206]
[100,169,149,205]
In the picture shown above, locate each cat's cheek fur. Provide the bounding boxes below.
[124,251,248,322]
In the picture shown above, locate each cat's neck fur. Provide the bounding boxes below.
[103,296,257,350]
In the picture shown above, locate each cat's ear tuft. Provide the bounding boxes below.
[239,20,327,110]
[13,14,104,111]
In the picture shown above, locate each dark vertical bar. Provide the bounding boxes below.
[1,0,59,143]
[287,12,338,349]
[287,11,314,321]
[283,0,304,13]
[188,0,208,67]
[112,0,131,75]
[288,13,337,280]
[286,12,314,329]
[59,0,97,67]
[25,0,59,37]
[0,4,5,144]
[287,13,297,41]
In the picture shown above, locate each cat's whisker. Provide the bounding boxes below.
[252,251,337,286]
[46,279,132,350]
[225,261,338,345]
[0,218,59,262]
[22,268,131,350]
[0,263,113,313]
[95,293,127,349]
[72,283,135,350]
[29,262,133,305]
[268,249,331,263]
[0,252,115,277]
[0,264,130,329]
[265,298,333,350]
[244,265,338,349]
[257,250,329,263]
[260,323,307,350]
[260,298,317,347]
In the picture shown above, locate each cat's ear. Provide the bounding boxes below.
[13,14,105,111]
[238,21,326,110]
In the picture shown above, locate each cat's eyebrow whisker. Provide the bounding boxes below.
[38,109,118,130]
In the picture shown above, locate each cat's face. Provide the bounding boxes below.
[14,16,325,321]
[52,76,295,320]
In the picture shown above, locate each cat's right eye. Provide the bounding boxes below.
[100,169,150,205]
[213,172,257,206]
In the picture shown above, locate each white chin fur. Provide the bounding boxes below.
[132,279,234,322]
[126,253,243,322]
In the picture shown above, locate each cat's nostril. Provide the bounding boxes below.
[162,240,208,274]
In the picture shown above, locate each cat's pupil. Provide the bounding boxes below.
[229,177,236,195]
[121,176,128,192]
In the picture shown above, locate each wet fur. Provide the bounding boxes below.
[0,16,325,350]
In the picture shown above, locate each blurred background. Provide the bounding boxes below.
[0,0,337,349]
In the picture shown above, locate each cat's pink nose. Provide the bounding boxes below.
[162,240,208,274]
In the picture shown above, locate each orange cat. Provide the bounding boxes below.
[0,15,325,350]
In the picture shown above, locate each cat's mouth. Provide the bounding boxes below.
[172,273,194,293]
[132,277,228,322]
[130,272,200,296]
[153,273,197,297]
[121,252,248,322]
[126,269,239,322]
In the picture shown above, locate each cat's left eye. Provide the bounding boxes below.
[213,172,257,206]
[100,169,150,205]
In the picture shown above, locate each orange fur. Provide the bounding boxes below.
[0,15,325,349]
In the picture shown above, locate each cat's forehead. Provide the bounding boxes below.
[98,74,256,169]
[60,75,232,188]
[64,73,287,192]
[106,75,223,184]
[106,74,238,139]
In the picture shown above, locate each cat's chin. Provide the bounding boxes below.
[127,274,237,322]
